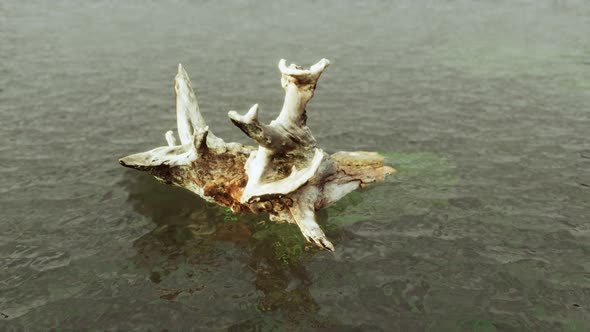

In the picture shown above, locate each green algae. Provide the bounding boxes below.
[326,152,459,229]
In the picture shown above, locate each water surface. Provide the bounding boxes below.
[1,0,589,330]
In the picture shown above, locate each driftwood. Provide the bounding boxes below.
[119,59,395,251]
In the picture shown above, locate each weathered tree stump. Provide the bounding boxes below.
[119,59,395,250]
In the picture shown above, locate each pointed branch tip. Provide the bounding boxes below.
[244,104,259,123]
[228,103,260,125]
[165,130,177,146]
[176,63,189,79]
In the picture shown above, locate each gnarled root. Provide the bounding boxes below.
[119,59,395,250]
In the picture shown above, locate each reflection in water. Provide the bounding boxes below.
[121,171,359,329]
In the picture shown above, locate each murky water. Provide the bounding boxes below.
[1,0,589,330]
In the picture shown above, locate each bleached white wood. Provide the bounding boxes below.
[240,147,324,203]
[165,130,176,147]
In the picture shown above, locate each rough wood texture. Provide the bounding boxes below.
[119,59,395,250]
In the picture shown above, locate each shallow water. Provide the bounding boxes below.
[1,0,589,330]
